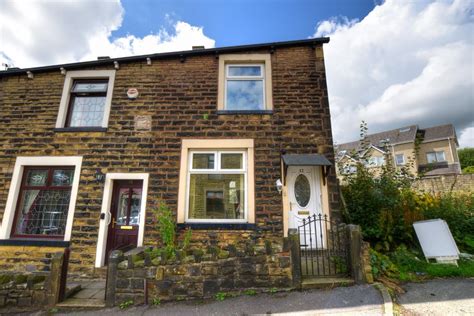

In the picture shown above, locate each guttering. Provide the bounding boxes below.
[0,38,330,78]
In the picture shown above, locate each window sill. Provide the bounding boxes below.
[0,239,70,247]
[217,110,273,115]
[54,127,108,133]
[177,223,256,230]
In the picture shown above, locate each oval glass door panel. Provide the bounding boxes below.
[294,174,311,207]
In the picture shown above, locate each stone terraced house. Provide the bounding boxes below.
[0,38,340,279]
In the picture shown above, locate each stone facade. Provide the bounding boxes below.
[0,41,339,275]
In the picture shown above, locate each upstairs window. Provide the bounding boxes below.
[395,154,405,166]
[217,54,273,112]
[225,65,265,111]
[427,151,446,163]
[367,156,385,167]
[66,80,108,127]
[56,70,115,130]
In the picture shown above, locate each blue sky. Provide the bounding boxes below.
[1,0,472,147]
[113,0,375,47]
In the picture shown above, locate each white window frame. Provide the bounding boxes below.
[185,150,248,223]
[395,154,405,166]
[0,156,83,241]
[55,70,116,128]
[224,64,266,111]
[217,54,273,111]
[427,151,446,163]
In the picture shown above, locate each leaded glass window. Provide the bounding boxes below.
[187,151,247,221]
[13,167,75,238]
[66,80,108,127]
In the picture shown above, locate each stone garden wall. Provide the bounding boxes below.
[413,174,473,194]
[0,251,67,309]
[106,238,295,306]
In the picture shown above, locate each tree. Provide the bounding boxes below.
[458,148,474,171]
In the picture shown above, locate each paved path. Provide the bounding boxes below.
[56,284,384,315]
[398,278,474,315]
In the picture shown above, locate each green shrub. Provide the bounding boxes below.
[153,201,193,258]
[462,166,474,174]
[458,148,474,170]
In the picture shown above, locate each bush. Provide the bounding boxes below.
[458,147,474,170]
[462,166,474,174]
[153,201,192,258]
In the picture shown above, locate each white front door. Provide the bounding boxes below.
[288,166,324,248]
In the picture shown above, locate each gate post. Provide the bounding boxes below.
[46,251,66,306]
[288,229,302,288]
[347,224,365,283]
[106,250,123,307]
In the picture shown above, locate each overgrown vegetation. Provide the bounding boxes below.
[149,201,192,259]
[458,147,474,172]
[340,122,474,284]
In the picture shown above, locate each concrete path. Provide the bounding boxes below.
[398,278,474,315]
[55,284,384,315]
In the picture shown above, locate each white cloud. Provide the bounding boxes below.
[313,0,474,148]
[0,0,215,68]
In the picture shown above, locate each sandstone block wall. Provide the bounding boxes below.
[0,43,339,273]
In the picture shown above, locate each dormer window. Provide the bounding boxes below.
[66,80,108,127]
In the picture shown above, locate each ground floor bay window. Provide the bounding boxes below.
[177,139,255,225]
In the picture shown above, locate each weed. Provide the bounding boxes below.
[244,289,257,296]
[152,297,161,305]
[215,292,227,301]
[119,299,134,309]
[269,287,277,294]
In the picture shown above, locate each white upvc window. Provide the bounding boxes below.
[395,154,405,166]
[224,64,265,111]
[427,151,446,163]
[186,150,248,223]
[367,156,385,167]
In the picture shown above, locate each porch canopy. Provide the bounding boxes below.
[281,154,332,185]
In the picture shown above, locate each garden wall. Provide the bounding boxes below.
[413,174,473,194]
[0,251,67,309]
[106,239,295,306]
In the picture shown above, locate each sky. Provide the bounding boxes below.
[0,0,472,148]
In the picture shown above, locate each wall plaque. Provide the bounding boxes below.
[135,115,152,131]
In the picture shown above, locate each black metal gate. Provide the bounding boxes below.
[298,214,349,277]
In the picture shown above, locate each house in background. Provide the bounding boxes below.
[0,38,340,277]
[336,124,461,178]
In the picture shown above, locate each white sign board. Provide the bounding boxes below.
[413,219,459,264]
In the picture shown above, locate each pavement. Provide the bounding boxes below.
[397,278,474,315]
[54,284,384,316]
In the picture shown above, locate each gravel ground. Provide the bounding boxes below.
[398,278,474,315]
[50,284,383,316]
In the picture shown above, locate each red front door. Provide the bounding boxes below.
[106,180,143,259]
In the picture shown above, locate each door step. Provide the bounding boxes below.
[56,298,106,308]
[301,277,355,290]
[65,284,82,299]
